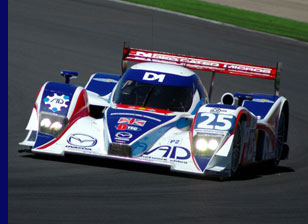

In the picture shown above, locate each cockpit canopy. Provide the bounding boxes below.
[113,79,193,112]
[112,62,207,113]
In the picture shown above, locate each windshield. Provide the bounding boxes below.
[113,79,193,112]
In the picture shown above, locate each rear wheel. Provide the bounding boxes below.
[271,112,287,168]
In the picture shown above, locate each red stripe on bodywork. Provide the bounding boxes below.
[116,104,174,114]
[189,109,201,171]
[69,89,89,123]
[231,109,246,135]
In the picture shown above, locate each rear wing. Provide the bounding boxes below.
[121,43,282,98]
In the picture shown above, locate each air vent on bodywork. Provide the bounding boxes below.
[108,143,132,157]
[89,105,105,118]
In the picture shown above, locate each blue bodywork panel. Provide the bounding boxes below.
[105,107,176,156]
[86,73,120,96]
[40,82,78,116]
[235,93,279,119]
[123,68,198,87]
[36,82,79,148]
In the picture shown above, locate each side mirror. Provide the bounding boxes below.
[61,70,78,84]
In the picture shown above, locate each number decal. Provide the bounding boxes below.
[197,113,234,130]
[215,114,233,130]
[198,113,216,129]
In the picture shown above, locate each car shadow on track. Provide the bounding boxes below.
[232,163,295,181]
[20,153,295,181]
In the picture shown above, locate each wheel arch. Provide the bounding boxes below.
[280,100,289,142]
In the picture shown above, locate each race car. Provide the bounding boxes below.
[19,43,289,178]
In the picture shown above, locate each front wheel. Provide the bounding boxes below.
[230,121,243,177]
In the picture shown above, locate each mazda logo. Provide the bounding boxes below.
[67,134,97,147]
[115,132,132,138]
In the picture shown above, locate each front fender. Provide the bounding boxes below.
[191,104,255,174]
[20,81,89,151]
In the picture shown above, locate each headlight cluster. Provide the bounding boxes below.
[39,112,68,138]
[192,134,224,156]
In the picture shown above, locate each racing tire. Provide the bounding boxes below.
[230,121,242,177]
[271,112,287,168]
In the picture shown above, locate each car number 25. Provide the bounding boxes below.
[197,113,234,131]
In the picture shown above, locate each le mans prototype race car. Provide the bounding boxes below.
[19,44,289,178]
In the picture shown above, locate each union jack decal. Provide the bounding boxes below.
[118,117,146,127]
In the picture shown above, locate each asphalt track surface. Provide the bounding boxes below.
[8,0,308,223]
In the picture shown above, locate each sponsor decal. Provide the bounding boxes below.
[93,78,117,83]
[252,98,275,103]
[67,134,97,147]
[115,124,141,131]
[115,132,133,141]
[127,106,156,112]
[65,145,92,151]
[131,50,272,75]
[118,117,146,127]
[133,51,218,68]
[43,93,70,112]
[115,140,126,143]
[195,130,226,135]
[222,64,272,74]
[125,106,158,113]
[143,72,165,83]
[169,139,182,145]
[111,112,161,122]
[144,145,190,160]
[115,104,173,114]
[210,108,227,114]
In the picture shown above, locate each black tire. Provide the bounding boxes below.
[230,121,242,177]
[271,112,287,168]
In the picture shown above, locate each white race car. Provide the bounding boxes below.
[19,44,289,178]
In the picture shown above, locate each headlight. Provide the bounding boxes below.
[39,112,68,138]
[208,139,219,150]
[192,134,224,156]
[50,121,63,131]
[195,138,208,152]
[40,118,52,128]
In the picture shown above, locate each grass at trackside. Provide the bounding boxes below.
[123,0,308,42]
